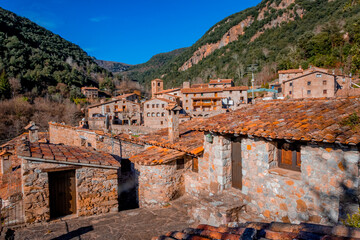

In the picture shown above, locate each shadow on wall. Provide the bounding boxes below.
[117,159,139,211]
[303,145,359,227]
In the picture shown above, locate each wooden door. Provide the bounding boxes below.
[231,140,242,190]
[49,170,76,219]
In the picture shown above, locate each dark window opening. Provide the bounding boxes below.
[176,158,184,170]
[192,158,199,173]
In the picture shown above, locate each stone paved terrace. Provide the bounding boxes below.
[3,205,195,240]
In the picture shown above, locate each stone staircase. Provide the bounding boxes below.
[170,189,265,226]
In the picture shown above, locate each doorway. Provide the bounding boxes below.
[48,170,76,219]
[231,139,242,190]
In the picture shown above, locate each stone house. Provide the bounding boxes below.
[114,93,140,103]
[209,79,234,88]
[143,98,181,129]
[0,126,121,225]
[81,87,99,99]
[190,97,360,225]
[87,97,142,130]
[282,70,343,99]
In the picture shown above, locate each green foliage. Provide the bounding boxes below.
[0,70,11,99]
[343,208,360,228]
[341,113,360,128]
[0,7,114,96]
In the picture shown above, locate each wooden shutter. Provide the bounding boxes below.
[231,140,242,190]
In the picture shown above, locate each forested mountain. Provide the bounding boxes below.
[94,60,131,73]
[0,7,113,100]
[122,0,360,88]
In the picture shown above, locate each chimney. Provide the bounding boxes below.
[24,121,39,143]
[0,149,13,174]
[167,104,181,143]
[183,81,190,89]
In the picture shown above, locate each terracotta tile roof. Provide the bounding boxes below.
[81,87,98,90]
[17,142,120,168]
[181,87,223,94]
[129,146,186,166]
[223,86,249,91]
[278,69,304,74]
[118,118,205,156]
[209,79,233,84]
[191,83,209,88]
[115,93,137,99]
[88,97,140,109]
[283,70,336,83]
[192,97,360,145]
[152,222,360,240]
[154,88,181,95]
[144,98,176,104]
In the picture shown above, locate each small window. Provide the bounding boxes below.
[147,113,150,117]
[307,90,311,95]
[147,104,149,108]
[278,142,301,171]
[186,94,188,97]
[151,112,155,117]
[186,107,189,110]
[161,112,165,117]
[307,81,311,86]
[289,91,292,95]
[156,112,160,117]
[156,104,159,108]
[323,80,327,85]
[174,93,177,95]
[323,90,327,94]
[289,82,293,87]
[343,77,346,83]
[106,106,110,113]
[158,82,160,86]
[194,94,197,97]
[316,74,322,78]
[152,104,155,108]
[186,100,188,103]
[176,158,184,170]
[162,104,165,108]
[201,93,204,96]
[230,91,232,94]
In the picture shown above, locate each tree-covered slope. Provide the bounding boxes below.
[0,7,112,99]
[122,0,360,88]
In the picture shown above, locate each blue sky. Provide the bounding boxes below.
[1,0,261,65]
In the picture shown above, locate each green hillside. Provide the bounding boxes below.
[122,0,360,88]
[0,7,112,99]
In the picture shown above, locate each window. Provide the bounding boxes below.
[174,93,177,95]
[162,104,165,108]
[161,112,165,117]
[307,81,311,86]
[151,112,155,117]
[176,158,184,170]
[147,113,150,117]
[289,82,292,87]
[278,142,301,171]
[106,106,110,113]
[323,80,327,85]
[230,91,232,94]
[186,94,188,97]
[307,90,311,95]
[186,107,189,110]
[152,104,155,108]
[316,74,322,78]
[186,100,188,103]
[201,93,204,96]
[156,112,160,117]
[194,94,197,97]
[160,121,163,125]
[158,82,160,86]
[156,104,159,108]
[289,91,292,95]
[343,77,346,83]
[323,90,327,94]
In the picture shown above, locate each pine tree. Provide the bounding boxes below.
[0,70,11,99]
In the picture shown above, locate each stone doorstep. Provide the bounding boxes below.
[170,190,263,227]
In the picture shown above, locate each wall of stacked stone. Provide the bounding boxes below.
[240,138,359,224]
[22,159,118,223]
[199,134,359,225]
[49,123,146,160]
[135,158,192,207]
[88,118,106,130]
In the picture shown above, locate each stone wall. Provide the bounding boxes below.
[193,134,359,225]
[135,156,192,207]
[49,123,145,159]
[22,159,118,223]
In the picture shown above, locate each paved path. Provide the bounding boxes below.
[8,206,195,240]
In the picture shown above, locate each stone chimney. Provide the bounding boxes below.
[24,121,39,143]
[167,104,181,143]
[183,81,190,89]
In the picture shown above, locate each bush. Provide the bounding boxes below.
[344,208,360,228]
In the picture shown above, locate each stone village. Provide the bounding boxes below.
[2,66,360,239]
